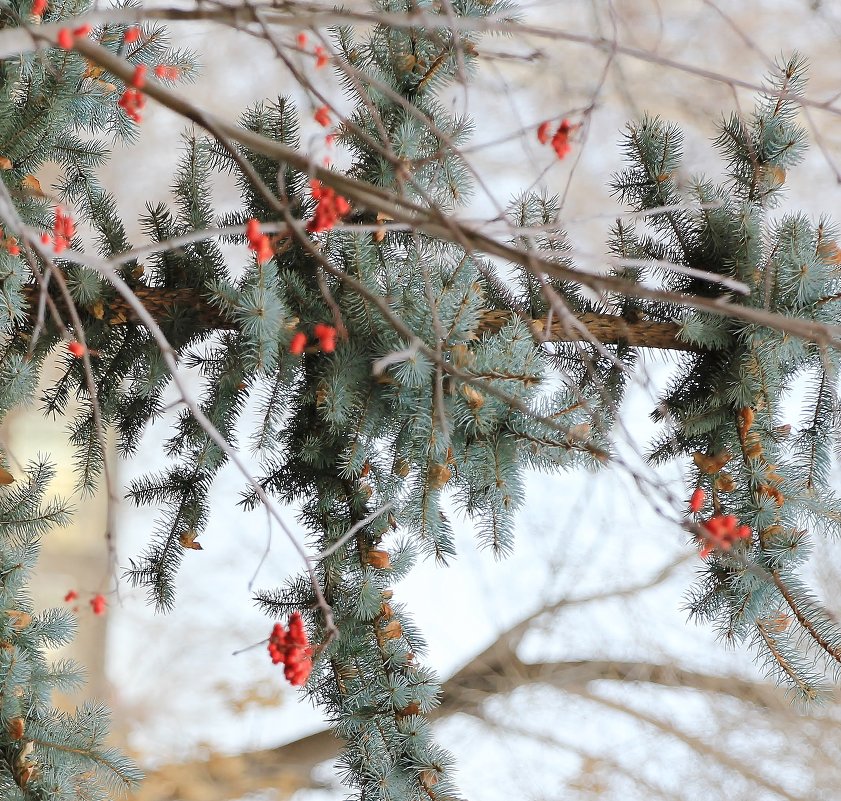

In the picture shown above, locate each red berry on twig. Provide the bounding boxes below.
[689,487,705,513]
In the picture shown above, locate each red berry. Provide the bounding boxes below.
[124,26,141,43]
[297,32,307,47]
[314,106,331,127]
[32,0,47,17]
[130,64,147,89]
[736,525,752,540]
[537,121,551,144]
[246,218,261,240]
[551,120,574,160]
[289,332,308,355]
[57,28,73,49]
[72,24,92,37]
[67,340,86,358]
[689,487,705,513]
[64,589,78,602]
[90,594,106,615]
[154,64,179,81]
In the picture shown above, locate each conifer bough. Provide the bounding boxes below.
[2,1,841,799]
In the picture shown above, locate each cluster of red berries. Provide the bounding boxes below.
[289,323,337,355]
[268,612,313,686]
[296,32,329,68]
[698,515,752,559]
[64,590,107,615]
[40,206,76,253]
[688,489,751,558]
[307,180,351,233]
[117,64,147,123]
[537,118,577,160]
[57,26,177,123]
[154,64,180,81]
[57,25,92,49]
[245,218,273,264]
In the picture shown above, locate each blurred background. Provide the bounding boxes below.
[6,1,841,799]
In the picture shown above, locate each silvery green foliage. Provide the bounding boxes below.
[610,55,841,700]
[0,460,141,798]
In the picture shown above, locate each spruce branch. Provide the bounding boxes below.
[64,36,841,352]
[22,281,697,350]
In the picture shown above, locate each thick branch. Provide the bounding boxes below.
[131,655,788,800]
[22,284,697,351]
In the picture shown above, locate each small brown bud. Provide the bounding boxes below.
[692,450,732,474]
[758,485,784,506]
[396,53,416,72]
[760,524,784,545]
[745,442,763,460]
[737,407,755,436]
[394,458,410,478]
[419,769,439,787]
[367,550,391,569]
[764,612,792,633]
[0,467,14,485]
[90,299,105,320]
[178,529,203,551]
[428,463,451,489]
[21,175,43,196]
[380,602,393,619]
[461,384,484,410]
[818,239,841,265]
[714,472,735,493]
[764,464,784,483]
[450,343,474,369]
[397,701,420,718]
[8,718,24,740]
[567,423,591,442]
[16,764,35,787]
[6,610,32,631]
[760,164,786,186]
[381,619,402,640]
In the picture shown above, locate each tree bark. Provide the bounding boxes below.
[24,284,698,351]
[130,654,786,800]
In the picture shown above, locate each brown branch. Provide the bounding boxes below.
[22,284,698,351]
[772,570,841,669]
[130,654,790,800]
[51,36,841,352]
